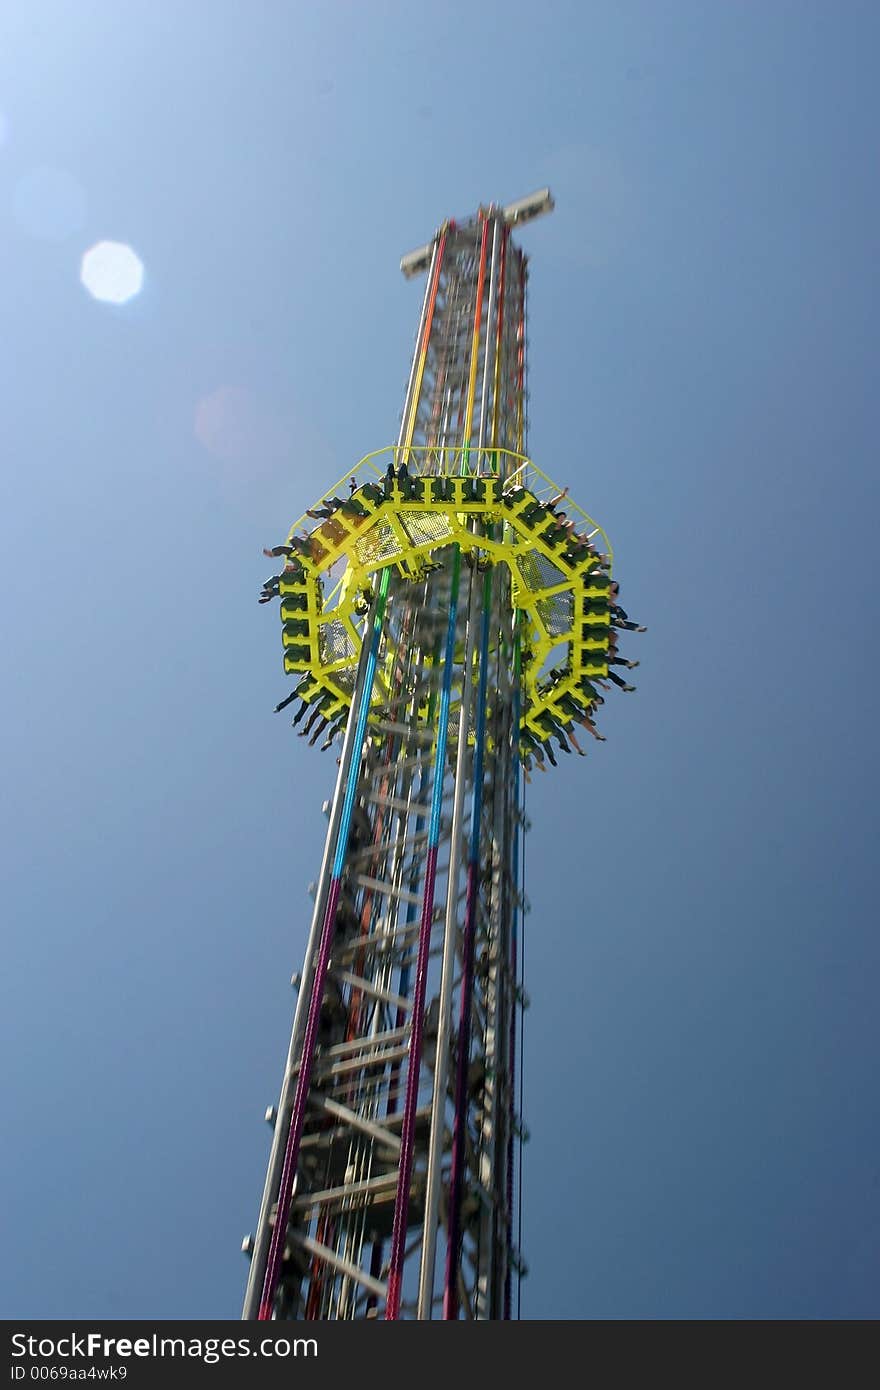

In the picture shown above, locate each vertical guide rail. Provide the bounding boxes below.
[515,250,527,457]
[258,571,391,1319]
[498,240,523,1316]
[385,215,490,1320]
[504,625,523,1319]
[480,640,515,1318]
[461,216,490,468]
[415,569,478,1318]
[490,227,509,471]
[384,549,463,1319]
[416,212,503,1319]
[442,211,506,1319]
[398,243,438,455]
[401,229,449,460]
[441,563,494,1319]
[244,230,445,1321]
[375,222,450,1306]
[241,590,381,1319]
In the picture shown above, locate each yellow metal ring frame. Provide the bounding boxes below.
[276,447,613,752]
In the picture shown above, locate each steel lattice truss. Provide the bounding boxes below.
[243,193,621,1320]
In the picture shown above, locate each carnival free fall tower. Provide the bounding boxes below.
[242,191,635,1320]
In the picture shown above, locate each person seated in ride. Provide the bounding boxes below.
[561,530,598,564]
[501,483,529,507]
[609,580,647,632]
[284,531,317,560]
[274,675,315,715]
[605,656,636,692]
[263,542,300,562]
[258,573,282,603]
[339,493,369,519]
[360,480,385,506]
[396,458,415,499]
[320,716,346,751]
[299,692,335,738]
[607,628,639,670]
[306,497,340,520]
[542,511,577,546]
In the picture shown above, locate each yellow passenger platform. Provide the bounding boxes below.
[273,448,613,754]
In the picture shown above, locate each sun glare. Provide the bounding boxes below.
[80,241,144,304]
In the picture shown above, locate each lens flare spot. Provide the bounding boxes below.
[80,241,144,304]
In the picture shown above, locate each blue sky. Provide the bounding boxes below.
[1,1,878,1319]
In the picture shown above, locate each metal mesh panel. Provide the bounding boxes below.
[401,511,454,546]
[355,518,400,566]
[331,666,358,694]
[516,549,565,590]
[319,620,357,665]
[537,592,574,638]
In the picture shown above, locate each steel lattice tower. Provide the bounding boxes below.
[243,192,620,1320]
